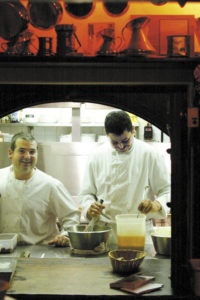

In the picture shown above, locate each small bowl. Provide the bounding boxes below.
[108,249,146,274]
[151,226,171,256]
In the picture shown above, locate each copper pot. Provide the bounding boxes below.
[103,2,128,16]
[28,1,63,29]
[64,2,94,18]
[0,1,29,41]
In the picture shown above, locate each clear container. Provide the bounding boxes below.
[116,214,146,251]
[0,233,17,253]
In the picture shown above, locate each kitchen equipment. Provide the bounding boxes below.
[37,37,53,57]
[0,259,17,282]
[0,1,29,41]
[96,28,121,56]
[151,226,171,256]
[116,214,146,250]
[103,2,128,16]
[27,1,63,29]
[85,199,104,232]
[167,35,191,57]
[144,122,153,140]
[67,224,111,250]
[0,233,18,253]
[1,31,35,56]
[23,114,37,123]
[108,249,146,274]
[55,24,81,56]
[121,17,156,55]
[64,2,94,18]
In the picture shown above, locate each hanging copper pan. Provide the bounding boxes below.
[64,2,94,18]
[0,1,29,41]
[103,2,129,16]
[27,1,63,29]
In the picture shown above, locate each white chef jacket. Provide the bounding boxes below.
[79,138,171,244]
[0,166,81,245]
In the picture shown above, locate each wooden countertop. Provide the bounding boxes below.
[0,245,172,298]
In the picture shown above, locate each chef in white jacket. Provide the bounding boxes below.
[80,110,170,246]
[0,132,81,246]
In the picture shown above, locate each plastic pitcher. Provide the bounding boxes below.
[116,214,146,250]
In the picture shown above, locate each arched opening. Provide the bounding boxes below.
[0,75,197,297]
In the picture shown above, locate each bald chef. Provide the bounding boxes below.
[0,132,80,246]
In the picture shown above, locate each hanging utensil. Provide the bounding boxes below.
[27,1,63,29]
[64,2,94,18]
[0,1,29,41]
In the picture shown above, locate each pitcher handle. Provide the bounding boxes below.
[73,32,81,50]
[114,36,122,50]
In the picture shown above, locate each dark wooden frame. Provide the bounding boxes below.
[0,56,200,298]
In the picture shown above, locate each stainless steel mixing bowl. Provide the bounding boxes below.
[151,226,171,256]
[67,224,112,250]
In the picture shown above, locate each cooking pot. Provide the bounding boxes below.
[27,1,63,29]
[64,3,94,18]
[67,224,111,250]
[103,2,128,16]
[0,1,29,41]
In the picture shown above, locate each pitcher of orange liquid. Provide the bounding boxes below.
[116,214,146,250]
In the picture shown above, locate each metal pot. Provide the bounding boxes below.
[0,1,29,41]
[67,224,111,250]
[151,226,171,256]
[27,1,63,29]
[64,3,94,18]
[103,2,128,16]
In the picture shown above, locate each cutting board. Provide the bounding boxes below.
[7,257,121,295]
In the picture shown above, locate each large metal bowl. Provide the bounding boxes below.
[151,226,171,256]
[67,224,112,250]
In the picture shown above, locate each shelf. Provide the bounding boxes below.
[0,122,72,127]
[0,122,139,127]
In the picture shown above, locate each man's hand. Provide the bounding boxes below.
[87,202,105,219]
[48,235,70,247]
[138,199,162,214]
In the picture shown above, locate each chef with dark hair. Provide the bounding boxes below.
[80,110,170,245]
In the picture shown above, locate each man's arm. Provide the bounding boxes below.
[138,151,171,219]
[79,158,98,221]
[48,180,81,247]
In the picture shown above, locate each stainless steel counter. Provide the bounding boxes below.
[0,245,172,298]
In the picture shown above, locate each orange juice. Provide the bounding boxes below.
[117,235,145,251]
